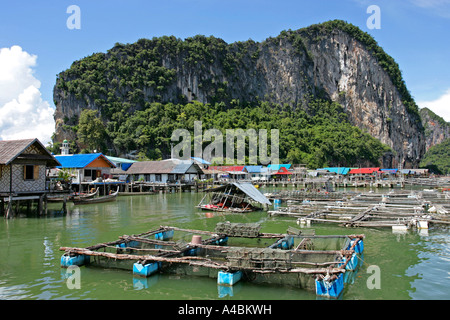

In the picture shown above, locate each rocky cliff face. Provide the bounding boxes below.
[419,107,450,151]
[53,20,426,167]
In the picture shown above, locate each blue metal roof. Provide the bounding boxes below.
[244,165,263,173]
[381,169,398,173]
[171,163,194,174]
[267,164,291,171]
[55,153,116,169]
[322,167,350,175]
[191,157,211,165]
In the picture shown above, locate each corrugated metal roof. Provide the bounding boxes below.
[267,164,291,171]
[274,167,292,175]
[322,167,350,175]
[126,160,203,175]
[106,156,137,164]
[209,166,245,172]
[191,157,211,165]
[232,182,271,205]
[171,163,194,174]
[349,168,380,174]
[126,161,176,174]
[381,169,398,173]
[55,153,116,169]
[245,165,263,173]
[0,138,60,166]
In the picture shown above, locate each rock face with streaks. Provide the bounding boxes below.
[53,20,426,167]
[419,107,449,151]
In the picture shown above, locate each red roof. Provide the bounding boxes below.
[209,166,245,172]
[349,168,380,174]
[275,167,292,175]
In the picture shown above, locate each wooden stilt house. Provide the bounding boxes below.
[0,138,61,217]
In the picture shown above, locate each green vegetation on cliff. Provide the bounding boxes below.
[420,139,450,174]
[68,98,390,168]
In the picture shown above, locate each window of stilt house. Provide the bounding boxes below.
[24,165,39,180]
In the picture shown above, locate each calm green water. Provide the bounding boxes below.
[0,189,449,300]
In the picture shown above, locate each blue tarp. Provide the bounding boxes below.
[121,163,133,171]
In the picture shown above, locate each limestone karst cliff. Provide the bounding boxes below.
[53,20,426,167]
[419,107,449,152]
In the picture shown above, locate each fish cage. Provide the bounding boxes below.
[60,222,364,298]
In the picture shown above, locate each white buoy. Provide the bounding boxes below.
[392,225,408,234]
[417,220,428,229]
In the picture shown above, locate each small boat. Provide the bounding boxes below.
[72,188,119,205]
[47,188,99,203]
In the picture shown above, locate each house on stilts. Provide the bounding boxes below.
[0,138,61,218]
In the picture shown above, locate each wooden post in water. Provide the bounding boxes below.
[62,195,67,214]
[44,195,48,215]
[38,195,44,216]
[15,200,20,216]
[5,195,12,219]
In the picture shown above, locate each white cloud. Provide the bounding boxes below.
[418,89,450,122]
[409,0,450,18]
[0,46,55,145]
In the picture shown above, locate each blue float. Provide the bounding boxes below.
[184,248,198,256]
[133,262,160,277]
[155,229,174,240]
[315,273,344,298]
[342,253,359,271]
[281,236,294,249]
[60,254,90,268]
[214,236,228,246]
[116,240,140,249]
[269,236,294,250]
[217,270,242,286]
[347,238,364,254]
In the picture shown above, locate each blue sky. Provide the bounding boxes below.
[0,0,449,143]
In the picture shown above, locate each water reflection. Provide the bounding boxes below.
[406,227,450,299]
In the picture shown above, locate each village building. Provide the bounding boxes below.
[244,165,265,181]
[0,138,61,217]
[107,156,137,181]
[53,153,116,183]
[126,159,204,183]
[0,138,61,195]
[267,164,292,173]
[208,166,249,180]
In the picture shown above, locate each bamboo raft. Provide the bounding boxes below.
[60,222,365,298]
[268,190,450,230]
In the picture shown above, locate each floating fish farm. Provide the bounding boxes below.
[268,190,450,231]
[60,222,364,298]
